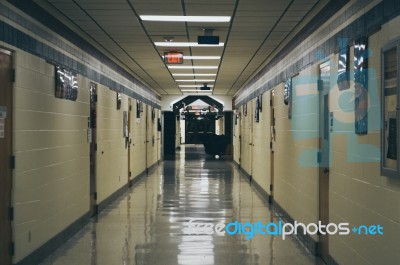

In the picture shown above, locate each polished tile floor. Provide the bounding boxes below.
[40,145,325,265]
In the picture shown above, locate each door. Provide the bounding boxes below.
[89,82,98,216]
[145,105,149,171]
[128,98,132,186]
[269,89,276,203]
[318,62,330,260]
[0,49,13,265]
[241,102,253,177]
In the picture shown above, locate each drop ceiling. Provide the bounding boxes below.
[33,0,325,96]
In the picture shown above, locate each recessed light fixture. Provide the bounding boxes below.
[162,56,221,60]
[140,15,231,23]
[176,79,215,82]
[181,89,213,92]
[168,66,218,69]
[172,73,217,77]
[155,42,224,47]
[179,85,214,88]
[185,56,221,60]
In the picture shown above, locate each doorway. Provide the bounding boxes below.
[318,61,331,261]
[89,82,98,216]
[269,89,276,203]
[0,49,13,265]
[128,98,132,186]
[163,112,176,157]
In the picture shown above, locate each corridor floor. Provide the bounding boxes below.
[39,145,325,265]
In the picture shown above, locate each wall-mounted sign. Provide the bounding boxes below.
[164,52,183,64]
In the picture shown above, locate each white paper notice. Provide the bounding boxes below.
[0,106,7,118]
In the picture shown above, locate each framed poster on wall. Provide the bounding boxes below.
[337,40,350,91]
[55,66,78,101]
[284,78,292,119]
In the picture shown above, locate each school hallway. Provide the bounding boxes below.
[38,145,324,265]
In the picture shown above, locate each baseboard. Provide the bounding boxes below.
[325,255,340,265]
[272,200,319,256]
[97,182,130,213]
[235,162,270,205]
[15,161,161,265]
[15,211,91,265]
[234,161,319,259]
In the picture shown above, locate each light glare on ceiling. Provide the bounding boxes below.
[140,15,231,23]
[172,73,217,76]
[179,85,214,88]
[162,56,221,60]
[176,79,215,82]
[168,66,218,69]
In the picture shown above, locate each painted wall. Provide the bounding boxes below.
[232,1,400,264]
[13,51,90,263]
[328,15,400,265]
[273,67,320,239]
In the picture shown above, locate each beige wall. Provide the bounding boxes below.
[11,49,160,262]
[232,2,400,264]
[13,52,90,262]
[273,66,320,239]
[328,16,400,265]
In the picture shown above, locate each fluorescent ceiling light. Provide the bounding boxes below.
[176,79,215,82]
[172,73,217,77]
[155,42,224,47]
[179,85,214,88]
[185,56,221,60]
[181,90,213,92]
[168,66,218,69]
[163,56,221,60]
[140,15,230,23]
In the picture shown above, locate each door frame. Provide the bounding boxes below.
[318,61,331,261]
[89,82,98,216]
[0,48,13,265]
[128,98,132,186]
[269,89,276,203]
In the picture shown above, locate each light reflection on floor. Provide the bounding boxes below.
[39,145,325,265]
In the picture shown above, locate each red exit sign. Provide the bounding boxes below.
[164,52,183,64]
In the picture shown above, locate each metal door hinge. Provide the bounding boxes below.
[317,151,322,164]
[9,242,15,256]
[317,79,323,91]
[10,156,15,169]
[270,184,273,192]
[11,69,15,82]
[9,207,14,221]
